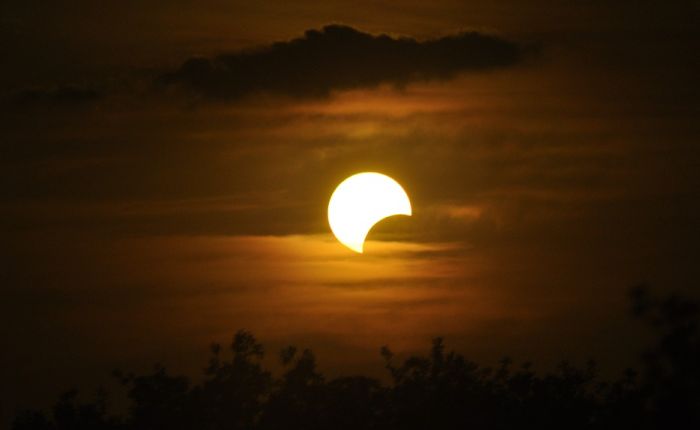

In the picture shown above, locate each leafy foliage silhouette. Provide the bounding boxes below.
[13,287,700,429]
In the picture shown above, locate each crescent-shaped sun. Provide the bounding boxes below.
[328,172,412,253]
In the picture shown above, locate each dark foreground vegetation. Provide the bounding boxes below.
[13,286,700,429]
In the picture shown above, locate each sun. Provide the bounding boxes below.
[328,172,412,253]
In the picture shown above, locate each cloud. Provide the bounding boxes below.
[7,84,101,108]
[160,24,522,100]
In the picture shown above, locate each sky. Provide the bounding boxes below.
[1,0,699,425]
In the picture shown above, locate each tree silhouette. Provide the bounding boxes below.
[630,286,700,427]
[12,287,700,430]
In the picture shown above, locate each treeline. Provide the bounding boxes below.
[13,286,700,429]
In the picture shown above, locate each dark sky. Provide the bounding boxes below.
[1,0,699,426]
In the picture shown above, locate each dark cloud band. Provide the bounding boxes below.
[7,85,101,108]
[161,25,522,100]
